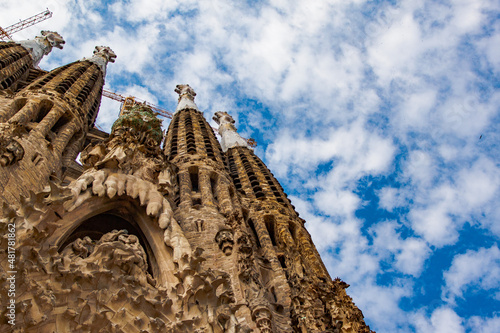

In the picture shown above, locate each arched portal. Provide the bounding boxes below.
[58,213,157,280]
[49,196,178,287]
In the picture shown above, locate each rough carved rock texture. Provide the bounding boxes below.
[0,43,374,332]
[0,45,114,207]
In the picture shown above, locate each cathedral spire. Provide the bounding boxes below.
[213,111,251,152]
[17,30,65,67]
[174,84,198,112]
[82,46,116,76]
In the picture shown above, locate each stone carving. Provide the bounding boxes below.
[213,111,251,152]
[80,103,165,182]
[158,164,178,195]
[83,45,116,75]
[252,306,273,333]
[0,123,24,166]
[215,228,234,255]
[0,138,24,166]
[236,232,277,330]
[61,229,153,285]
[175,84,199,112]
[237,233,261,287]
[195,218,204,232]
[0,181,240,333]
[175,84,196,101]
[0,82,374,332]
[18,30,65,66]
[66,170,191,264]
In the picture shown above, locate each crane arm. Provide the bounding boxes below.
[101,89,255,146]
[0,9,53,41]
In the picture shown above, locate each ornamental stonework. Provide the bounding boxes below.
[0,37,373,332]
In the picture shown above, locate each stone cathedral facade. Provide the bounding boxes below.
[0,32,373,332]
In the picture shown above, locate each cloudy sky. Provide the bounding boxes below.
[2,0,499,331]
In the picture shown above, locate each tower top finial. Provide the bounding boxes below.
[82,46,116,76]
[213,111,251,152]
[17,30,65,67]
[175,84,199,112]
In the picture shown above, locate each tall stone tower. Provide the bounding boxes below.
[0,33,116,206]
[0,38,372,332]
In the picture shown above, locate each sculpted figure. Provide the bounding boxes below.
[213,111,251,152]
[93,45,117,63]
[174,84,198,111]
[252,306,273,333]
[61,236,94,259]
[175,84,196,101]
[18,30,65,66]
[0,123,25,166]
[83,46,116,75]
[80,142,106,168]
[215,229,234,255]
[0,139,24,166]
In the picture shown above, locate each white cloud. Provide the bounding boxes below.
[413,307,465,333]
[119,0,197,22]
[403,150,436,188]
[378,187,409,211]
[367,12,424,85]
[408,157,500,246]
[370,221,431,276]
[410,198,459,247]
[467,315,500,333]
[395,90,437,130]
[2,1,500,332]
[353,281,413,332]
[266,119,395,178]
[442,246,500,304]
[429,308,465,333]
[396,237,430,276]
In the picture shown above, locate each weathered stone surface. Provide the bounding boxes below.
[0,45,114,208]
[0,52,373,332]
[0,42,32,92]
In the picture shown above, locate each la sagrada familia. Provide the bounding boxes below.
[0,31,373,332]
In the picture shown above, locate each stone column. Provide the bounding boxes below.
[53,120,78,154]
[216,180,233,216]
[199,169,215,207]
[34,105,66,137]
[178,170,192,209]
[8,99,41,125]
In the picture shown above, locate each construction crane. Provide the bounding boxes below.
[0,9,53,41]
[102,89,173,118]
[102,89,257,147]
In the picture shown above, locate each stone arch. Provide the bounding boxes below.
[48,195,178,286]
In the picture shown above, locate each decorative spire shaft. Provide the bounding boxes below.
[213,111,251,152]
[174,84,198,112]
[17,30,65,67]
[82,46,116,76]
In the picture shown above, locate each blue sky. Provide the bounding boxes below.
[2,0,499,331]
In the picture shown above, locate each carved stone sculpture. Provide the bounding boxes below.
[82,45,117,75]
[0,73,373,332]
[213,111,251,152]
[0,123,24,166]
[215,228,234,255]
[18,30,65,66]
